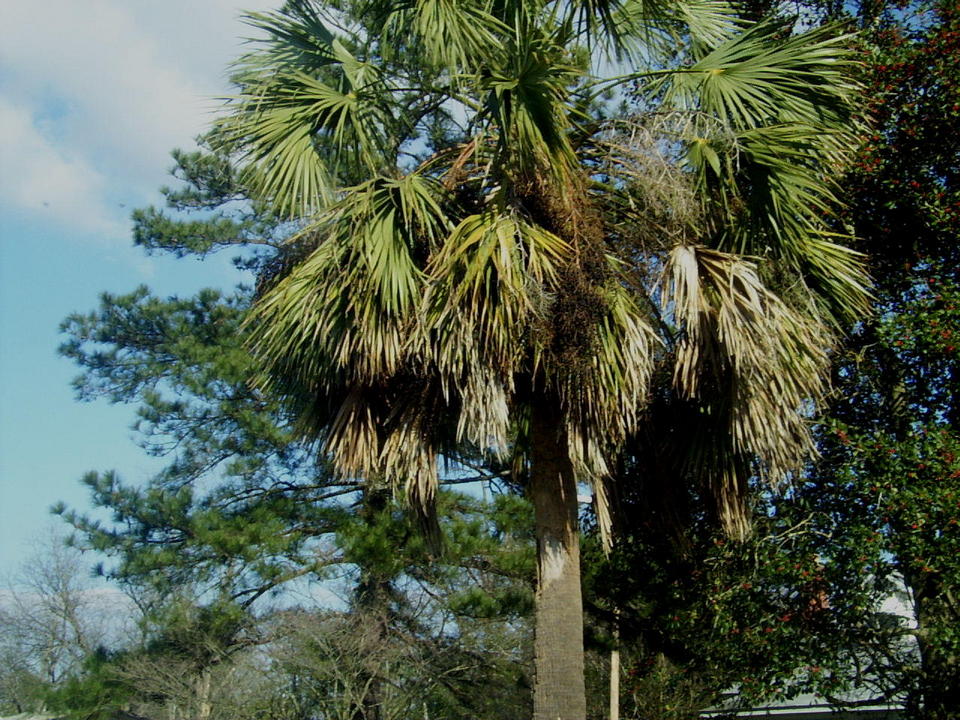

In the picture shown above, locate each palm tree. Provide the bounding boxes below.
[212,1,869,717]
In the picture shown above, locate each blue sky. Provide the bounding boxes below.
[0,0,278,578]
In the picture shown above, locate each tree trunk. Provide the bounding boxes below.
[530,401,586,720]
[196,668,213,720]
[609,608,621,720]
[912,578,960,720]
[351,487,393,720]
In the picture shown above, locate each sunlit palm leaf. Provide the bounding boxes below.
[221,35,393,216]
[561,275,659,441]
[655,21,858,128]
[480,30,581,182]
[663,245,832,486]
[680,121,871,319]
[249,173,450,389]
[610,0,740,60]
[424,211,570,380]
[237,2,337,74]
[673,0,740,47]
[376,0,504,70]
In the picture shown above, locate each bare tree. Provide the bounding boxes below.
[0,531,132,711]
[265,610,446,720]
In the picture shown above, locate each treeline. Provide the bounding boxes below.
[1,0,958,718]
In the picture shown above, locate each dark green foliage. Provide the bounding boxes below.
[131,144,285,259]
[844,1,960,280]
[814,3,960,715]
[808,261,960,719]
[583,476,887,719]
[57,284,348,604]
[44,648,134,720]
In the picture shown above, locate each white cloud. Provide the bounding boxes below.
[0,0,277,240]
[0,99,126,238]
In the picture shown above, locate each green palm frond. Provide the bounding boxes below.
[580,0,739,67]
[376,0,505,70]
[792,234,872,323]
[610,0,740,58]
[634,21,871,321]
[249,173,451,389]
[480,30,582,182]
[562,275,659,441]
[672,0,740,48]
[237,1,337,75]
[732,126,870,318]
[423,211,570,379]
[220,30,394,216]
[687,123,842,247]
[654,21,858,128]
[679,121,871,320]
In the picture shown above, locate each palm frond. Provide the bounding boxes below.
[664,245,833,473]
[322,385,383,479]
[652,20,858,129]
[568,429,615,547]
[317,378,445,540]
[423,210,568,369]
[479,30,581,183]
[236,1,337,76]
[560,275,659,442]
[377,0,505,70]
[218,31,394,216]
[673,0,741,48]
[378,383,446,540]
[560,274,660,546]
[248,173,450,391]
[681,121,871,320]
[453,365,512,457]
[606,0,740,62]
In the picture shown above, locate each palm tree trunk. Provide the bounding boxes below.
[530,400,586,720]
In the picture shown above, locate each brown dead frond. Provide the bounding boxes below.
[661,245,835,536]
[595,112,734,251]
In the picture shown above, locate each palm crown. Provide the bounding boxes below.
[221,0,865,524]
[212,1,869,715]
